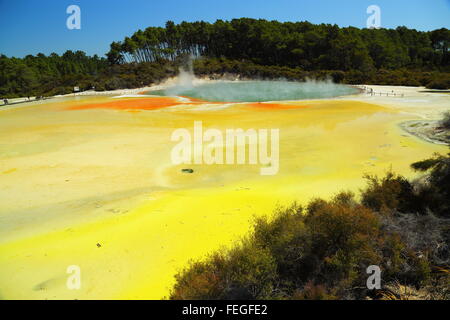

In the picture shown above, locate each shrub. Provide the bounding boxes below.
[170,242,277,300]
[441,111,450,129]
[411,153,450,217]
[305,194,382,291]
[171,195,385,299]
[426,79,450,90]
[361,172,420,214]
[292,281,337,300]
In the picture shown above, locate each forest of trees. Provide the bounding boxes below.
[0,50,108,98]
[107,19,450,71]
[1,19,450,98]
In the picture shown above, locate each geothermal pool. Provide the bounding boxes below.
[149,80,359,102]
[0,84,447,299]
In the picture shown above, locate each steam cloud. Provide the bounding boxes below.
[163,58,358,102]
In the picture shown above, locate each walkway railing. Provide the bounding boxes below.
[357,86,405,97]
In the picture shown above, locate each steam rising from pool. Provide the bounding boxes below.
[150,65,358,102]
[168,80,358,102]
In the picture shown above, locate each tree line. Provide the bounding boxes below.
[0,50,108,98]
[107,19,450,71]
[1,19,450,98]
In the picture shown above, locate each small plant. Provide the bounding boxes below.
[426,79,450,90]
[360,171,419,214]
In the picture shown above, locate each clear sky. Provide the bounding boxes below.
[0,0,449,58]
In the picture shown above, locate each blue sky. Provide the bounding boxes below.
[0,0,449,58]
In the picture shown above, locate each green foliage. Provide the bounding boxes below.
[193,57,449,87]
[0,53,178,98]
[441,111,450,129]
[109,19,449,72]
[411,152,450,217]
[361,172,419,214]
[425,77,450,89]
[170,242,277,299]
[0,51,107,98]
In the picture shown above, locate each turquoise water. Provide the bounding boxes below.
[148,80,359,102]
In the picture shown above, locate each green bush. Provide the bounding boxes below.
[411,152,450,217]
[170,193,404,299]
[170,242,277,300]
[441,111,450,129]
[361,172,420,214]
[425,73,450,89]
